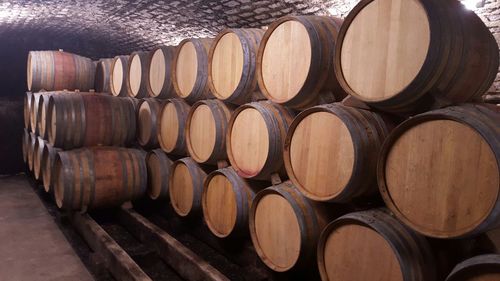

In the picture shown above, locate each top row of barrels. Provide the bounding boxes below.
[27,0,499,115]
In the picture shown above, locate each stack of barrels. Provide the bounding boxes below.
[23,50,146,212]
[23,0,500,280]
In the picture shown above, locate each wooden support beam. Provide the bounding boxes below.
[117,205,230,281]
[70,212,152,281]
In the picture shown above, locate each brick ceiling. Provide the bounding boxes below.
[0,0,358,56]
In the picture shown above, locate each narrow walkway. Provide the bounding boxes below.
[0,175,93,281]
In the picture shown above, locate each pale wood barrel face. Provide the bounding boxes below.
[149,49,166,97]
[323,224,403,281]
[50,107,57,144]
[289,112,354,199]
[261,20,311,103]
[112,59,124,96]
[254,194,301,271]
[230,108,269,176]
[138,102,152,145]
[340,0,430,101]
[211,32,244,99]
[188,104,216,162]
[205,174,237,236]
[170,163,194,216]
[147,153,162,199]
[385,120,499,237]
[159,102,179,153]
[129,55,143,96]
[176,42,198,98]
[27,53,33,90]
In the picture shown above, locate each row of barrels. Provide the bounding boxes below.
[27,0,499,116]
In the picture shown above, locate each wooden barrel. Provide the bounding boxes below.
[22,129,29,164]
[146,149,173,200]
[27,133,36,172]
[137,98,164,148]
[250,181,331,272]
[41,143,62,193]
[158,98,190,156]
[33,137,47,180]
[110,55,130,97]
[284,103,393,202]
[378,104,500,238]
[24,92,32,130]
[202,167,257,238]
[446,254,500,281]
[53,147,147,211]
[186,99,234,164]
[335,0,499,115]
[147,46,176,99]
[256,16,346,109]
[27,50,96,92]
[227,101,294,180]
[172,38,214,104]
[127,51,149,98]
[317,209,436,281]
[37,91,69,139]
[47,93,136,150]
[29,93,41,134]
[169,157,210,217]
[208,28,265,105]
[95,58,113,93]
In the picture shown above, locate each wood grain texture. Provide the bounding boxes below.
[335,0,499,115]
[227,101,294,180]
[53,147,147,211]
[202,167,256,238]
[284,103,393,202]
[208,28,265,105]
[137,98,164,148]
[33,137,47,180]
[41,143,62,193]
[94,58,113,93]
[172,38,214,104]
[147,46,176,99]
[27,133,36,172]
[257,16,346,109]
[110,55,130,97]
[317,209,436,281]
[446,254,500,281]
[379,104,500,238]
[24,92,32,130]
[158,98,190,156]
[146,149,173,200]
[127,51,149,98]
[29,93,41,134]
[186,99,233,164]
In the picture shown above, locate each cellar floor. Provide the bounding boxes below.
[0,175,93,281]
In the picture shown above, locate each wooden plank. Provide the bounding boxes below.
[117,205,230,281]
[70,212,152,281]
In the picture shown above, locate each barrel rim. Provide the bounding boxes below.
[127,51,148,98]
[146,46,176,98]
[168,157,197,217]
[445,254,500,281]
[172,38,199,100]
[146,148,172,200]
[110,55,128,97]
[377,105,500,238]
[158,98,190,155]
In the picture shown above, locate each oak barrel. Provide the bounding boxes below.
[446,254,500,281]
[27,50,95,92]
[335,0,499,114]
[158,98,190,156]
[257,16,346,109]
[147,46,176,99]
[37,91,69,139]
[146,149,173,200]
[169,157,210,217]
[317,209,436,281]
[53,147,147,211]
[137,98,164,148]
[41,143,62,193]
[227,101,294,180]
[22,129,29,164]
[24,92,32,130]
[33,137,47,180]
[110,55,130,97]
[378,104,500,238]
[95,58,113,93]
[250,181,331,272]
[127,51,149,98]
[47,93,136,149]
[27,133,36,172]
[284,103,393,202]
[208,28,265,105]
[29,92,41,134]
[202,167,257,238]
[172,38,214,104]
[186,99,234,164]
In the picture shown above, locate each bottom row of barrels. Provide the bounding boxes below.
[22,140,500,280]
